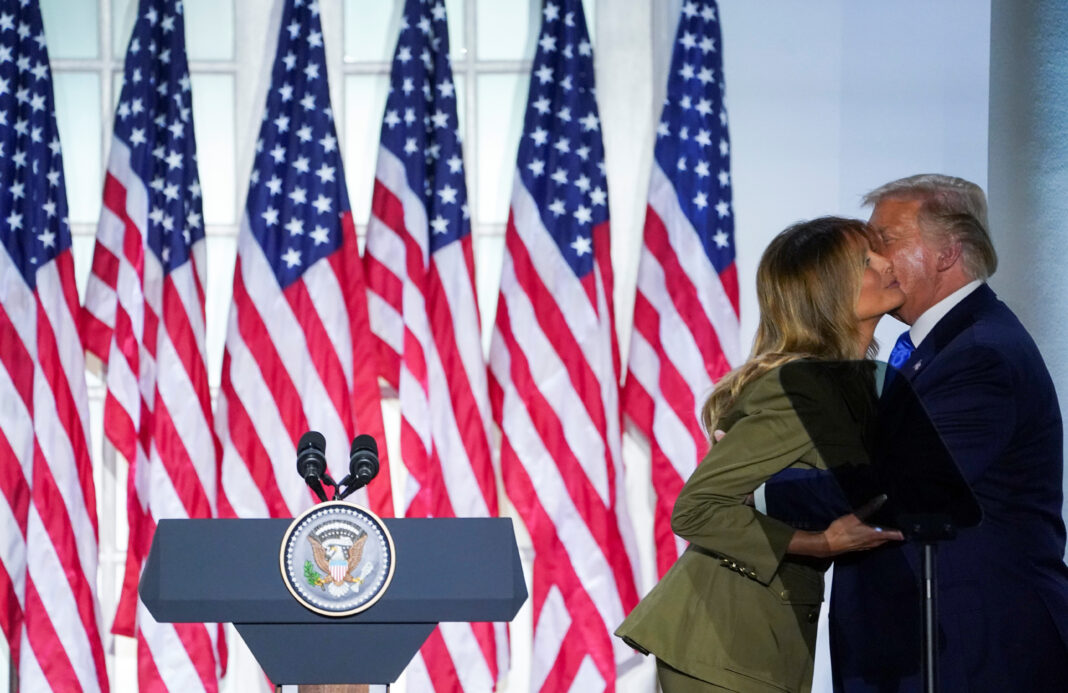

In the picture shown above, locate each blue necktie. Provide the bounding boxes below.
[888,330,916,370]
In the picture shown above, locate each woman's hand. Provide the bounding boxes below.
[786,494,904,558]
[819,512,904,556]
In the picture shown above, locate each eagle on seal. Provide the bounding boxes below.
[308,533,369,597]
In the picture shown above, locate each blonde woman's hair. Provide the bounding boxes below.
[700,216,874,433]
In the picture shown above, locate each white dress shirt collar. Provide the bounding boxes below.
[909,279,983,347]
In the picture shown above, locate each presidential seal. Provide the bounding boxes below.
[279,501,396,617]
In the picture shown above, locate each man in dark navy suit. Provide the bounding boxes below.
[766,174,1068,691]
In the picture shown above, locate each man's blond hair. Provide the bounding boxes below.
[863,174,997,280]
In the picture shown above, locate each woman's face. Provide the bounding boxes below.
[856,246,906,321]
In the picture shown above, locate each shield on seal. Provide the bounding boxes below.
[330,554,348,583]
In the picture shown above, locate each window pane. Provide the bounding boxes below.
[475,233,505,355]
[114,0,233,60]
[343,0,400,62]
[476,0,538,61]
[446,0,466,59]
[113,71,121,109]
[453,73,474,220]
[344,0,465,61]
[41,0,99,59]
[112,0,136,58]
[454,73,466,133]
[476,0,595,59]
[344,74,390,224]
[476,72,527,224]
[186,0,235,61]
[585,0,596,45]
[53,72,102,224]
[204,234,237,387]
[191,74,236,225]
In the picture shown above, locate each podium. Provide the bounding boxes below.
[140,517,527,686]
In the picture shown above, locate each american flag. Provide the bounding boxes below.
[363,1,504,691]
[0,1,109,690]
[216,0,393,521]
[623,0,741,578]
[487,1,639,690]
[80,0,224,690]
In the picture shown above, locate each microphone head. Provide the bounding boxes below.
[336,434,380,500]
[349,434,380,485]
[299,430,326,453]
[296,430,328,482]
[351,433,377,456]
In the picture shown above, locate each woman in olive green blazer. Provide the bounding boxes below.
[616,217,907,693]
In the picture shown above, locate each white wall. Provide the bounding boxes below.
[718,0,990,356]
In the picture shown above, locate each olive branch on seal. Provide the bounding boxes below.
[303,560,327,589]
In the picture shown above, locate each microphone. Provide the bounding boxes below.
[338,434,380,500]
[295,431,330,503]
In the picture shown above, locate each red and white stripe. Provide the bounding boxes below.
[216,209,394,520]
[81,138,223,692]
[623,163,741,577]
[489,173,640,692]
[0,240,109,692]
[365,147,505,691]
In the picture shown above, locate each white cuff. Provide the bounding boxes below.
[754,483,768,515]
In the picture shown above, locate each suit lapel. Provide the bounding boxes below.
[903,284,996,382]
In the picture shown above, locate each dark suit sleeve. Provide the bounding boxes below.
[763,362,872,528]
[763,468,852,531]
[919,344,1015,484]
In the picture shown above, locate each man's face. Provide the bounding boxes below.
[868,197,941,325]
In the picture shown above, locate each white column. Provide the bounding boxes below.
[987,0,1068,527]
[597,3,659,691]
[596,0,657,356]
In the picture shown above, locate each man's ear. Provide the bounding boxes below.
[935,238,963,272]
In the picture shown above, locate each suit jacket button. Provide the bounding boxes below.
[807,609,819,623]
[780,590,790,600]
